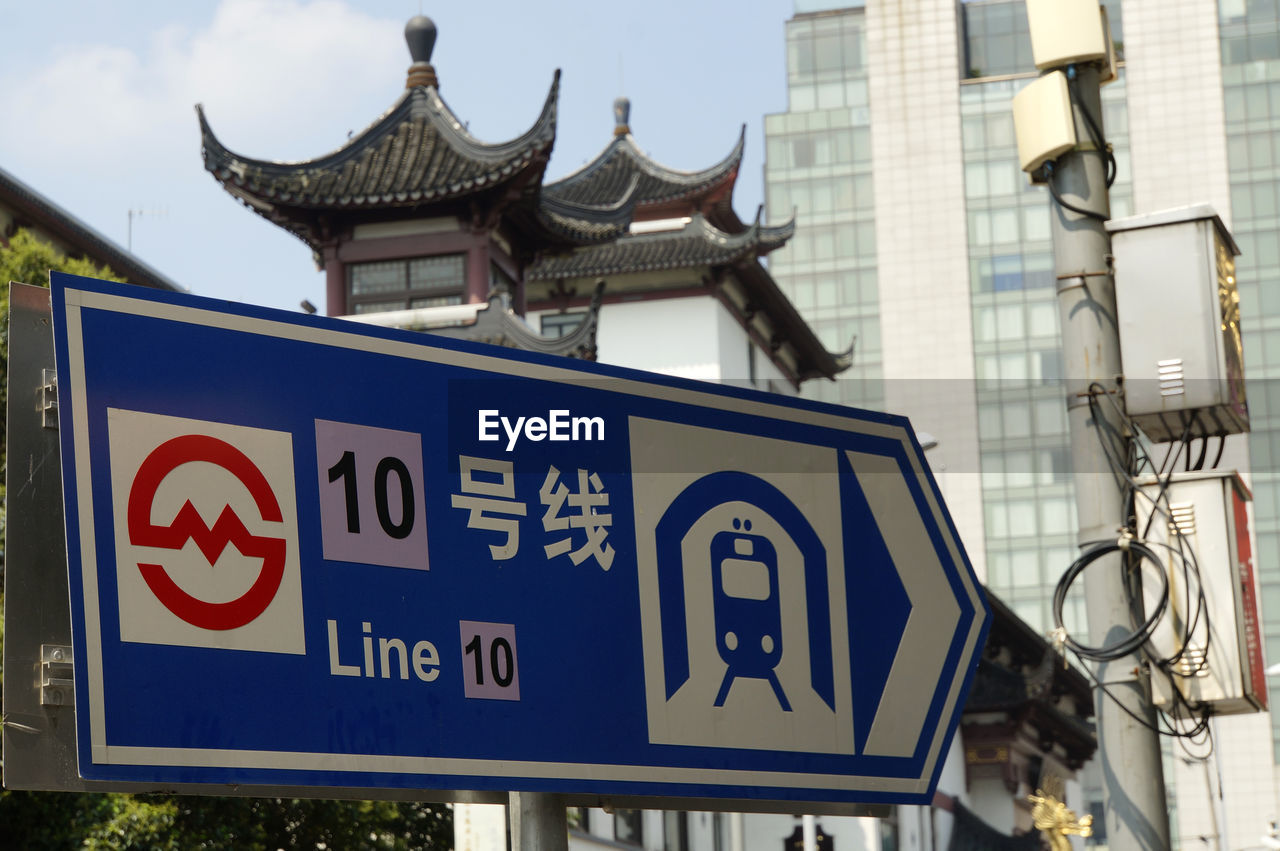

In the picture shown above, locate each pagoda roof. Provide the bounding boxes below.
[732,255,854,383]
[199,73,634,251]
[543,123,744,217]
[527,212,791,281]
[200,76,557,211]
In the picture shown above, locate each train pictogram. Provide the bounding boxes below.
[710,518,789,710]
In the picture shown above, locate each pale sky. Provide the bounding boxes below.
[1,0,795,312]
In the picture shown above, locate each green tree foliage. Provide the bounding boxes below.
[0,227,125,388]
[0,793,453,851]
[0,231,454,850]
[0,227,122,290]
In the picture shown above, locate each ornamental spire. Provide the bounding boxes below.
[405,14,439,89]
[613,97,630,136]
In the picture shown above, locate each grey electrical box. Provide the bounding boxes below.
[1107,204,1248,442]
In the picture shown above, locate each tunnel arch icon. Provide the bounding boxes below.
[654,470,835,712]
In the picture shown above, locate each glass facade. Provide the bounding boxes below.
[962,0,1036,78]
[767,1,1128,634]
[962,0,1124,80]
[766,7,883,410]
[1220,0,1280,761]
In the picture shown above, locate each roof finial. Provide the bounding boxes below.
[405,15,439,89]
[613,96,630,137]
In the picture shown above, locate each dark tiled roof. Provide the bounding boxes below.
[199,77,558,214]
[436,283,604,359]
[512,176,639,248]
[200,74,638,251]
[543,127,744,212]
[0,165,183,292]
[527,213,791,281]
[358,285,605,360]
[732,255,854,383]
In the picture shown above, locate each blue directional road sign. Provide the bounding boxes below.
[51,273,989,808]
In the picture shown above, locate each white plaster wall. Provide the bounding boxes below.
[716,304,753,382]
[528,298,724,381]
[865,0,987,582]
[530,296,799,395]
[597,297,725,381]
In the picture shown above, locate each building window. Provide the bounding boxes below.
[663,812,688,851]
[348,253,466,314]
[540,311,586,339]
[614,810,643,846]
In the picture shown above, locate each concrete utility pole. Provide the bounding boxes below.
[1049,63,1170,850]
[509,792,568,851]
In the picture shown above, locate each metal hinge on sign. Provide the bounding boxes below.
[40,368,57,430]
[41,645,73,707]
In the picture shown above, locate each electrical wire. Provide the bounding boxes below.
[1188,434,1209,472]
[1049,384,1219,751]
[1040,64,1118,219]
[1069,72,1118,188]
[1211,433,1228,469]
[1044,162,1109,222]
[1052,536,1169,661]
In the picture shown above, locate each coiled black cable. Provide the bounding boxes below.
[1051,536,1169,661]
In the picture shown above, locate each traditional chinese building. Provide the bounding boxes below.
[525,99,850,388]
[940,591,1096,847]
[198,16,628,335]
[198,15,847,387]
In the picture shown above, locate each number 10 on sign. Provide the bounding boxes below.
[315,420,429,571]
[460,621,520,701]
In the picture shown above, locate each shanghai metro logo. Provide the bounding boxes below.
[109,409,305,654]
[128,434,287,630]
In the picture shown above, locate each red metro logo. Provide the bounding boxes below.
[109,410,305,654]
[128,435,286,631]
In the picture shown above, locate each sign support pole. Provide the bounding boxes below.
[1049,63,1169,849]
[509,791,567,851]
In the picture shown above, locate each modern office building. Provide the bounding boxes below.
[764,0,1279,846]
